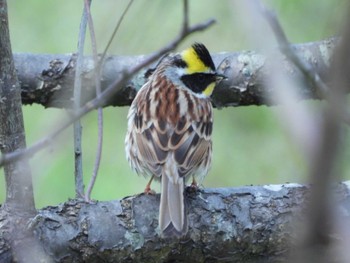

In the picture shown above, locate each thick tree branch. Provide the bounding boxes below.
[0,18,215,168]
[15,38,337,109]
[1,183,350,262]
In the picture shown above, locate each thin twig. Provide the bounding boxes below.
[257,1,329,96]
[256,0,350,126]
[72,0,91,198]
[100,0,134,64]
[182,0,189,34]
[83,0,103,202]
[0,15,215,167]
[85,0,135,202]
[257,1,346,261]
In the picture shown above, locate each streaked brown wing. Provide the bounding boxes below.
[171,114,212,178]
[129,81,212,179]
[130,83,169,177]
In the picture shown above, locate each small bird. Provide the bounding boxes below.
[125,43,224,237]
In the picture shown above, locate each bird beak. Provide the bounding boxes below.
[215,73,227,82]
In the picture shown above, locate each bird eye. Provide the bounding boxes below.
[197,74,205,83]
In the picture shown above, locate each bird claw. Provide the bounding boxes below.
[144,186,156,195]
[190,181,198,189]
[188,177,200,190]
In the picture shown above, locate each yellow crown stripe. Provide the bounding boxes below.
[181,47,208,74]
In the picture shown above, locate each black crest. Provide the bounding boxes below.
[192,43,215,71]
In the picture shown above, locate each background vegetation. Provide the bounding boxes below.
[0,0,349,208]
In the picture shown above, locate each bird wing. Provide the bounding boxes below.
[127,82,168,177]
[128,81,212,180]
[171,113,212,179]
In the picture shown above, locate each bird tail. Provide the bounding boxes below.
[159,170,187,237]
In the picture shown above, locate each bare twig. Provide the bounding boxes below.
[73,0,91,198]
[100,0,134,64]
[0,15,215,167]
[83,0,103,202]
[257,1,346,261]
[256,1,330,97]
[85,0,134,202]
[182,0,189,34]
[257,0,350,126]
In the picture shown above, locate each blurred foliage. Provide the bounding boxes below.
[0,0,349,208]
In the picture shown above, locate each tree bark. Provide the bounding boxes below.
[0,0,34,213]
[15,38,337,109]
[0,183,349,263]
[0,1,50,262]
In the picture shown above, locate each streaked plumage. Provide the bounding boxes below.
[125,43,224,237]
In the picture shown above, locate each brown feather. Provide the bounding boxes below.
[125,57,216,237]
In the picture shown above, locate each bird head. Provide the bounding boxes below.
[174,43,225,98]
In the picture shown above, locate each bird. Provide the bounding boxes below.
[125,43,225,237]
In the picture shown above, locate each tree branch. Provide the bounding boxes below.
[1,183,350,262]
[0,18,215,168]
[0,1,51,261]
[258,2,348,261]
[0,0,35,213]
[72,0,90,198]
[15,37,338,109]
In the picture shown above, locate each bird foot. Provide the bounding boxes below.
[190,180,198,189]
[144,186,156,195]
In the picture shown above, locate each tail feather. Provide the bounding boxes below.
[159,174,187,237]
[159,175,171,233]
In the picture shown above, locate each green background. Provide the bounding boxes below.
[1,0,349,208]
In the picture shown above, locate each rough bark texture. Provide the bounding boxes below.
[0,1,47,262]
[15,38,337,109]
[0,0,35,212]
[1,183,350,263]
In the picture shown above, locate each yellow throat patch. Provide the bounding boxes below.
[202,82,216,97]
